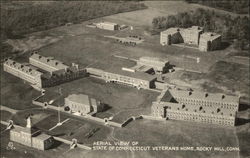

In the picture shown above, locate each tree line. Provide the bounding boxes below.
[0,1,146,40]
[152,8,249,50]
[185,0,249,14]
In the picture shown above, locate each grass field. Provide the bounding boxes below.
[39,77,159,123]
[1,68,41,110]
[1,1,249,158]
[113,119,239,158]
[0,110,12,122]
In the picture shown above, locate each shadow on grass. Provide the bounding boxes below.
[219,41,231,50]
[235,118,250,126]
[102,104,112,112]
[48,140,62,150]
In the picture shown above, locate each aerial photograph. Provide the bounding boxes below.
[0,0,249,158]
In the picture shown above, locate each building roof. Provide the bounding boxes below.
[100,21,118,25]
[139,56,168,64]
[153,89,238,116]
[4,59,42,77]
[200,32,221,41]
[66,94,98,106]
[161,28,180,35]
[104,67,157,81]
[33,133,51,141]
[169,89,239,104]
[11,124,39,135]
[154,101,236,117]
[30,54,69,71]
[129,65,153,72]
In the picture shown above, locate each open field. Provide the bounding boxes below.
[103,1,247,28]
[113,119,240,158]
[1,68,41,110]
[0,110,12,122]
[38,77,159,123]
[1,1,249,158]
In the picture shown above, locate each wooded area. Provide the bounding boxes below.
[0,1,146,40]
[152,8,249,50]
[185,0,249,14]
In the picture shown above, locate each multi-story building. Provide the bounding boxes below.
[3,59,43,88]
[136,56,170,74]
[4,54,87,89]
[160,28,183,45]
[96,22,119,31]
[10,117,54,150]
[29,53,69,74]
[179,26,204,45]
[160,26,221,51]
[199,32,221,52]
[151,89,239,126]
[65,94,103,115]
[86,67,157,89]
[161,26,203,46]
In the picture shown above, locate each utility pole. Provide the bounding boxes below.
[57,87,62,126]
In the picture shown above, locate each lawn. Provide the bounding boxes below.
[0,68,41,110]
[114,119,240,158]
[0,110,12,122]
[40,77,159,124]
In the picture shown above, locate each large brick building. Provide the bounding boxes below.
[96,22,119,31]
[179,26,204,45]
[199,32,222,51]
[136,56,170,74]
[65,94,103,115]
[3,59,43,88]
[160,28,183,45]
[10,117,54,150]
[86,67,157,89]
[151,89,239,126]
[160,26,221,51]
[29,53,69,74]
[4,53,87,89]
[123,56,170,74]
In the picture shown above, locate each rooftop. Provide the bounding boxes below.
[99,21,118,25]
[30,54,69,71]
[169,89,239,104]
[4,59,43,77]
[200,32,221,41]
[11,124,39,135]
[161,27,180,35]
[105,67,157,81]
[66,94,97,106]
[139,56,169,64]
[33,133,52,141]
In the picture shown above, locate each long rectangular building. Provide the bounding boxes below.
[4,55,87,89]
[137,56,169,74]
[151,89,239,126]
[96,22,119,31]
[3,59,43,87]
[86,67,157,89]
[29,53,69,73]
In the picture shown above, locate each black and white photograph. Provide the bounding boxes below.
[0,0,249,158]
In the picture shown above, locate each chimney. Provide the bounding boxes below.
[222,95,225,99]
[26,116,32,128]
[205,93,208,97]
[189,91,192,96]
